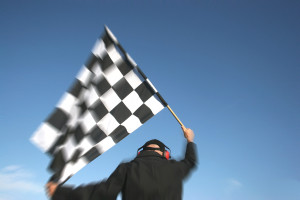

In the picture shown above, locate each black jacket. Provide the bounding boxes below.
[52,142,197,200]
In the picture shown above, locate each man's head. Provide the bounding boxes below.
[138,139,171,159]
[146,143,163,156]
[143,139,166,150]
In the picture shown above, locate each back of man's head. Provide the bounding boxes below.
[143,139,166,151]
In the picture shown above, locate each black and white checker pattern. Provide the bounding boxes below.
[31,26,166,183]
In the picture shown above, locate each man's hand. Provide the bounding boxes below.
[182,126,194,143]
[46,182,58,198]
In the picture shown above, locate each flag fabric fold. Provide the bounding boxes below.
[31,26,167,183]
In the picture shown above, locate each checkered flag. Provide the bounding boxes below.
[31,26,168,183]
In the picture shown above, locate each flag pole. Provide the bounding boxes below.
[166,105,184,127]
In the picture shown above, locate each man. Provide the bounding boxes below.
[46,126,197,200]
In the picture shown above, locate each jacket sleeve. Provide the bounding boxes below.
[52,182,102,200]
[52,163,128,200]
[177,142,197,179]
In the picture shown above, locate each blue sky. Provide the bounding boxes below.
[0,0,299,200]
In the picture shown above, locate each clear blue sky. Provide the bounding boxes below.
[1,1,299,200]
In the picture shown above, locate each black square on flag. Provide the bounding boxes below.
[74,125,85,144]
[78,101,88,115]
[89,126,106,144]
[68,80,84,98]
[84,147,101,162]
[93,77,111,95]
[102,33,113,48]
[110,102,131,124]
[117,61,132,75]
[98,54,114,72]
[135,82,155,102]
[112,78,133,100]
[134,104,154,124]
[110,125,129,143]
[49,150,66,173]
[89,100,109,121]
[85,54,98,70]
[46,108,69,131]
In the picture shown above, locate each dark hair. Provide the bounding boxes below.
[142,139,167,151]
